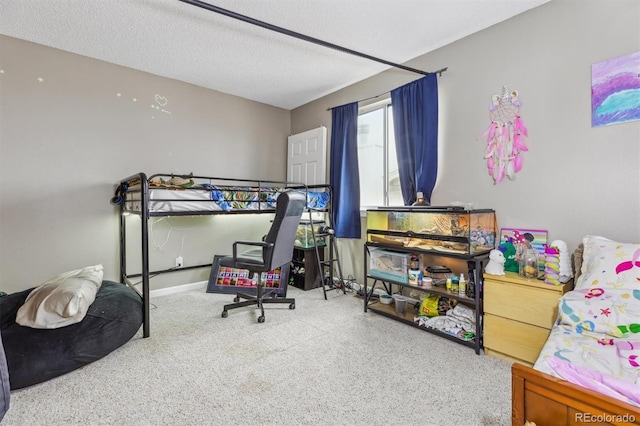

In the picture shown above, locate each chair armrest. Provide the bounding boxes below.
[232,241,275,261]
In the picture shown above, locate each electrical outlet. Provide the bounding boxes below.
[175,256,183,268]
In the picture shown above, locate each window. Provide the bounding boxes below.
[357,100,403,207]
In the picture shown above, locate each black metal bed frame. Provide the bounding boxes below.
[116,172,332,338]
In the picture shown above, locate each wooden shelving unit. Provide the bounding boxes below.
[364,242,488,354]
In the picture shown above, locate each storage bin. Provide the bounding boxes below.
[392,294,408,315]
[369,248,409,284]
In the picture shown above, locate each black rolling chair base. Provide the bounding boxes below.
[221,285,296,322]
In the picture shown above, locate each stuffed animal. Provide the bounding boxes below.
[485,249,506,275]
[499,242,518,272]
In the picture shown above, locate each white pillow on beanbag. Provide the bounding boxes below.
[16,264,104,329]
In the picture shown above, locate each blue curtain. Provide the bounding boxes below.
[329,102,361,238]
[391,73,439,205]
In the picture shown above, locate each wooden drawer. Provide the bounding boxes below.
[484,314,551,364]
[484,277,565,329]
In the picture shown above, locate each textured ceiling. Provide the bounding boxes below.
[0,0,550,109]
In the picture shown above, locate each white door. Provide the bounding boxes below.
[287,126,327,185]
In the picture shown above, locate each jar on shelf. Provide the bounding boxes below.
[408,254,420,285]
[520,248,539,279]
[450,275,459,293]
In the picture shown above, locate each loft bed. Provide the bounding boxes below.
[113,172,332,338]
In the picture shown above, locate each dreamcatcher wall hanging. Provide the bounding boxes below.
[479,86,528,184]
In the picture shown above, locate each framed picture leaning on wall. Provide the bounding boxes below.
[206,254,290,297]
[499,227,549,271]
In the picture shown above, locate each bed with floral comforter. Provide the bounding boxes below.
[513,235,640,425]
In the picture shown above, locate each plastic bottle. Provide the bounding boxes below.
[451,275,459,293]
[459,273,466,296]
[446,277,452,291]
[467,273,475,298]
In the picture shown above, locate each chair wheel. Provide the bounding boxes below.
[289,303,295,310]
[233,297,240,302]
[258,316,265,323]
[221,311,228,318]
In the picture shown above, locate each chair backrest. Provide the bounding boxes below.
[264,191,306,270]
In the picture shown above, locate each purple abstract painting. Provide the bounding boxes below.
[591,51,640,127]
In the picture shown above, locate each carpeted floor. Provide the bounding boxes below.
[3,285,512,425]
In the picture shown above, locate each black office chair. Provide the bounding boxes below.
[220,190,306,323]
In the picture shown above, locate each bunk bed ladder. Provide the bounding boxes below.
[310,211,346,300]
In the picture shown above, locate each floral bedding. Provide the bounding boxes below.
[205,186,279,211]
[533,235,640,406]
[206,186,329,211]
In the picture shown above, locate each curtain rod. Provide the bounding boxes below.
[178,0,446,77]
[325,69,447,111]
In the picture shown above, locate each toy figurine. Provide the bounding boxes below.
[485,249,506,275]
[499,242,518,272]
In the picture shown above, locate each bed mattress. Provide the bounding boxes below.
[127,187,273,213]
[533,286,640,406]
[535,324,639,384]
[124,185,329,214]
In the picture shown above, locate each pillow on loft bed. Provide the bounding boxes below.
[0,280,142,390]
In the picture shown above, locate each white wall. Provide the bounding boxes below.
[291,0,640,283]
[0,36,290,293]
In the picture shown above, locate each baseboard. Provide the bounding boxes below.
[150,280,207,298]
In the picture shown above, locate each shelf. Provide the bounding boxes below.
[368,299,417,322]
[366,275,476,303]
[294,244,326,250]
[364,239,487,355]
[367,302,476,349]
[365,242,492,259]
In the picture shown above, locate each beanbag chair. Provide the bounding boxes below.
[0,280,142,390]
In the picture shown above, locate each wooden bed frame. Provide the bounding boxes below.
[512,362,640,425]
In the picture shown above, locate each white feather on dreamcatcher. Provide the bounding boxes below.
[479,86,529,184]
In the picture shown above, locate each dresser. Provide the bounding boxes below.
[483,272,572,366]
